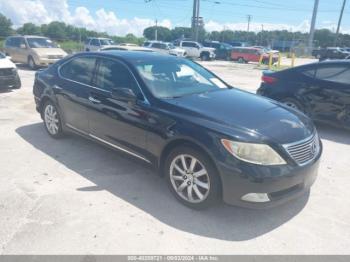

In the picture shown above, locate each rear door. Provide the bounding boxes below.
[181,42,198,57]
[309,63,350,126]
[87,57,149,159]
[56,55,97,133]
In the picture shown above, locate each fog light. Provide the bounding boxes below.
[241,193,270,203]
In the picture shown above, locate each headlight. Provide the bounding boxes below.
[221,139,286,165]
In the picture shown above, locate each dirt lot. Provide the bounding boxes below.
[0,60,349,254]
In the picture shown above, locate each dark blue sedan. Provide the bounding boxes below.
[258,60,350,130]
[33,51,322,209]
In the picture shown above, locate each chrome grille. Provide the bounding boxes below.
[0,68,14,76]
[284,133,320,165]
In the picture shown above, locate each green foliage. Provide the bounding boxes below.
[143,26,172,41]
[58,40,84,53]
[17,23,41,35]
[0,13,13,37]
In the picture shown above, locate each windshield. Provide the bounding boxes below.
[135,59,228,99]
[27,38,57,48]
[0,52,5,59]
[167,43,176,49]
[100,39,112,45]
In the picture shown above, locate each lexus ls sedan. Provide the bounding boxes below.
[33,51,322,209]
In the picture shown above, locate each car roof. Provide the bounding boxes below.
[85,50,181,63]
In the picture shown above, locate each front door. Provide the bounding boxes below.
[87,57,150,160]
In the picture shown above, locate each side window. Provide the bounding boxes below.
[91,39,100,46]
[316,65,350,85]
[60,56,97,85]
[95,58,141,96]
[160,44,167,49]
[152,43,161,49]
[5,38,12,47]
[11,37,20,48]
[181,42,191,47]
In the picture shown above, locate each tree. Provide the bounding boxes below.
[0,13,13,37]
[171,27,191,40]
[45,21,67,40]
[17,23,41,35]
[143,26,171,41]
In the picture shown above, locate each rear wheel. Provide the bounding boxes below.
[238,57,246,63]
[164,146,220,209]
[42,101,64,138]
[282,98,304,113]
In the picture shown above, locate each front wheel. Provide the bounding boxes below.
[42,101,64,138]
[28,56,37,70]
[164,146,220,209]
[200,53,209,61]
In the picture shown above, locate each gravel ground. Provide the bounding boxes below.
[0,60,349,255]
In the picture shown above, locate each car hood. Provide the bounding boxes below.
[163,89,315,144]
[33,48,67,57]
[0,58,16,69]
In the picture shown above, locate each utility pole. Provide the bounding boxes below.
[155,19,158,41]
[260,24,264,45]
[195,0,200,41]
[247,15,252,32]
[308,0,319,54]
[334,0,347,46]
[192,0,198,41]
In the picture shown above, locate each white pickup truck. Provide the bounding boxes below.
[176,41,216,60]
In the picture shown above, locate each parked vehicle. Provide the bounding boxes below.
[252,46,279,54]
[312,47,350,61]
[4,35,67,69]
[84,37,115,51]
[0,52,21,90]
[231,47,277,64]
[203,41,232,60]
[100,46,154,52]
[176,40,216,60]
[144,41,187,57]
[33,51,321,209]
[257,60,350,129]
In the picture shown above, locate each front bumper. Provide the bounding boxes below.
[36,58,62,66]
[0,72,21,90]
[217,152,321,208]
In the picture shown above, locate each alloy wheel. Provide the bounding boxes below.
[284,101,299,110]
[44,104,59,135]
[169,154,210,203]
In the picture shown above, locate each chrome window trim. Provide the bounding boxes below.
[57,54,150,105]
[65,123,151,164]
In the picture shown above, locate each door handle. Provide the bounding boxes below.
[88,96,101,104]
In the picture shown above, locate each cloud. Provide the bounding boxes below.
[1,0,349,36]
[205,20,311,33]
[0,0,171,36]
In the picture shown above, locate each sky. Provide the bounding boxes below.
[0,0,349,36]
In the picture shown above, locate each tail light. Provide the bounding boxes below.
[262,75,277,84]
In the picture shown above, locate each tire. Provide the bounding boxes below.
[164,146,220,209]
[238,57,246,63]
[282,98,305,113]
[200,52,209,61]
[42,100,64,138]
[28,56,37,70]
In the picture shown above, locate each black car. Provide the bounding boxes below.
[0,52,21,90]
[313,47,350,61]
[33,51,321,209]
[203,41,232,60]
[258,60,350,130]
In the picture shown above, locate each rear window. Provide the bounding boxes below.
[315,65,350,85]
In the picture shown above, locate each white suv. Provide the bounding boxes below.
[144,41,187,57]
[84,38,115,51]
[177,41,216,60]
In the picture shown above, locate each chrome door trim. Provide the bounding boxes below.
[65,123,151,164]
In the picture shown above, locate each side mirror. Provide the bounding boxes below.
[20,44,26,49]
[111,88,137,102]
